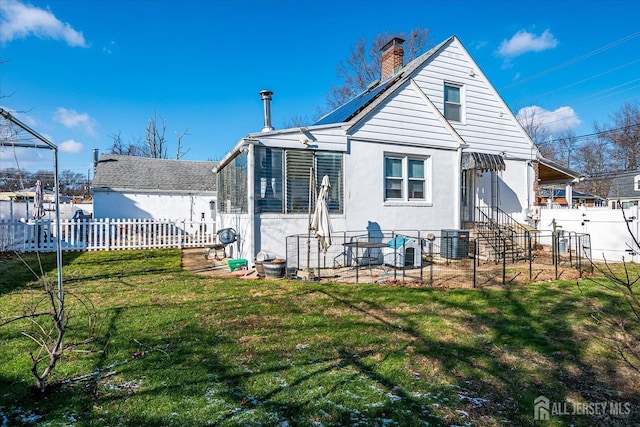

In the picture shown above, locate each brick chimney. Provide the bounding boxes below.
[381,37,405,79]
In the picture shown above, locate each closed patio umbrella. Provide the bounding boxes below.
[33,180,45,220]
[310,175,333,253]
[33,179,45,247]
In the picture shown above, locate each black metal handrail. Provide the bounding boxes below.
[475,206,529,261]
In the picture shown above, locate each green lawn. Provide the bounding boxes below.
[1,249,638,426]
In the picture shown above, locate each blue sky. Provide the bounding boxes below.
[1,0,639,176]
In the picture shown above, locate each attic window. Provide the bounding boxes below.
[444,83,462,122]
[635,175,640,191]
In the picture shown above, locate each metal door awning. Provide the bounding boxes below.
[461,152,505,172]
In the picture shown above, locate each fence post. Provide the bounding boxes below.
[418,230,423,284]
[554,231,559,280]
[527,230,532,282]
[428,238,433,287]
[576,234,582,278]
[392,231,397,281]
[317,238,321,279]
[106,218,111,250]
[502,237,506,285]
[473,237,477,288]
[296,234,301,273]
[343,231,347,267]
[568,231,574,267]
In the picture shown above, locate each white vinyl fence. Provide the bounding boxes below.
[1,218,217,252]
[539,205,639,262]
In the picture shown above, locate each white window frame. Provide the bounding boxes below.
[384,154,431,204]
[444,82,464,123]
[634,174,640,191]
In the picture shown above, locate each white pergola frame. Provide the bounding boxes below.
[1,107,64,318]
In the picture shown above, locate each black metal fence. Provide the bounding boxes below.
[285,229,593,288]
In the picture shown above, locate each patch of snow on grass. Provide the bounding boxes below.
[18,412,42,424]
[344,390,361,400]
[457,392,489,408]
[387,392,403,402]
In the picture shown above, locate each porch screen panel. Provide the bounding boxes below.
[218,152,248,213]
[285,150,314,213]
[316,152,343,213]
[254,147,283,213]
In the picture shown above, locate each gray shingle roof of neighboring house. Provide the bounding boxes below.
[92,154,217,193]
[607,170,640,199]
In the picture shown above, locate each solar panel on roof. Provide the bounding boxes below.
[314,77,398,126]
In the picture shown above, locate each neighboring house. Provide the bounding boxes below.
[215,35,575,261]
[607,170,640,208]
[0,187,58,202]
[91,154,217,223]
[538,188,605,207]
[535,156,583,208]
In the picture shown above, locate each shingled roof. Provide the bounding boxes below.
[314,37,453,127]
[92,154,217,193]
[608,170,640,199]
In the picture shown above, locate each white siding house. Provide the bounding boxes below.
[92,154,217,223]
[215,36,544,261]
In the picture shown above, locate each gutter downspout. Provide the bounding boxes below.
[527,160,531,210]
[455,146,462,229]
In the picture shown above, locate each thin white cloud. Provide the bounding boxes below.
[53,107,96,135]
[516,105,581,134]
[470,40,488,51]
[102,39,117,55]
[0,0,87,47]
[497,29,558,58]
[59,139,83,154]
[0,145,47,169]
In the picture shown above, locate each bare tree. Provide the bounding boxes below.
[574,137,614,197]
[595,101,640,171]
[1,258,98,392]
[175,128,191,160]
[555,129,578,169]
[281,114,311,129]
[59,170,87,196]
[109,112,189,159]
[324,27,430,112]
[517,107,552,157]
[109,131,141,156]
[144,110,167,159]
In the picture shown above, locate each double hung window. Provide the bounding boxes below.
[385,155,428,202]
[444,83,462,122]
